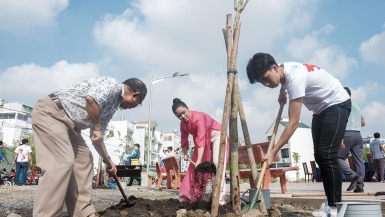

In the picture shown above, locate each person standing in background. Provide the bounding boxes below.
[13,139,32,186]
[337,87,366,192]
[370,132,385,182]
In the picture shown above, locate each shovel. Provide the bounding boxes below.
[105,158,135,207]
[242,102,284,212]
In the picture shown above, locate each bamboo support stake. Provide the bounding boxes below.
[237,90,267,213]
[230,75,240,212]
[211,20,239,217]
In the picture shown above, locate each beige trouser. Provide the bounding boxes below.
[211,130,227,204]
[32,96,94,217]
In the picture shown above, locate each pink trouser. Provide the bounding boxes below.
[32,96,95,217]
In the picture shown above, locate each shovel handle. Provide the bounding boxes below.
[256,102,285,189]
[112,173,130,206]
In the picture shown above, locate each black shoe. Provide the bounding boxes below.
[347,175,362,191]
[353,186,364,193]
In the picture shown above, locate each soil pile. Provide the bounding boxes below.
[100,196,239,217]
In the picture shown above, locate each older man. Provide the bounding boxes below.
[32,77,147,217]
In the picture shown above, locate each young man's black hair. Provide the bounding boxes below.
[246,52,278,84]
[374,132,380,138]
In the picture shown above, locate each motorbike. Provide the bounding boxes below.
[1,168,15,186]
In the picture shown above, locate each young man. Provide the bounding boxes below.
[124,143,141,166]
[32,77,146,217]
[337,87,365,192]
[13,139,32,186]
[247,53,351,217]
[370,132,385,182]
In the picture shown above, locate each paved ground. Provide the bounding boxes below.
[239,181,385,216]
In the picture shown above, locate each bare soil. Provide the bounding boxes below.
[0,185,314,217]
[100,196,238,217]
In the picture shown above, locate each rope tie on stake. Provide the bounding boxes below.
[227,68,238,74]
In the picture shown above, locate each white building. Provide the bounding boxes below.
[0,101,33,146]
[84,118,137,171]
[265,117,314,181]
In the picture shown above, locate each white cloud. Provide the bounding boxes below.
[362,101,385,137]
[93,0,317,73]
[349,82,379,105]
[0,61,99,102]
[92,0,326,142]
[0,0,68,32]
[285,24,357,79]
[359,30,385,66]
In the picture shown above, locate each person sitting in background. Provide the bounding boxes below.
[159,148,167,168]
[124,144,140,166]
[164,146,176,158]
[127,176,141,186]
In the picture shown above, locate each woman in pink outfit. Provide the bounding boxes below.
[172,98,229,205]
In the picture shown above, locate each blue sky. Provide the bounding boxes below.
[0,0,384,142]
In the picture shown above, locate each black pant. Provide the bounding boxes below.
[312,99,351,206]
[128,177,141,186]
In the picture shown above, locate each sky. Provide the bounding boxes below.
[0,0,384,143]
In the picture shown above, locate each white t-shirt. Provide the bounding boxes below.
[165,152,176,158]
[14,144,32,162]
[281,62,350,114]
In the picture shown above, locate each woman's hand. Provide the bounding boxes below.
[188,159,201,168]
[184,154,190,161]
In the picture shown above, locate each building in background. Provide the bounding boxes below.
[0,100,33,146]
[85,119,181,174]
[265,117,313,181]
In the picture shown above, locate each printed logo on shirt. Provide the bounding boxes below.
[19,148,26,160]
[303,64,320,72]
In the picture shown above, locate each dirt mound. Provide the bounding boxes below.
[99,196,239,217]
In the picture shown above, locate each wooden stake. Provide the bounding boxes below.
[237,90,267,213]
[211,16,235,217]
[230,75,240,212]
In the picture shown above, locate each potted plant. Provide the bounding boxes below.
[292,152,300,182]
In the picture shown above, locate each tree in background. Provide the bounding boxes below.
[292,152,300,182]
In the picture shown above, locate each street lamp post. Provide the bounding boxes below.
[146,71,188,174]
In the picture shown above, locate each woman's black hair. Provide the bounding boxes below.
[172,98,188,113]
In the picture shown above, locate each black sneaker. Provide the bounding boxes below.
[347,175,362,191]
[353,186,364,193]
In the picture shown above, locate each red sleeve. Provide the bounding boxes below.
[180,123,189,148]
[193,117,207,148]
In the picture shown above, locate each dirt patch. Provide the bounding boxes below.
[99,196,239,217]
[98,196,315,217]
